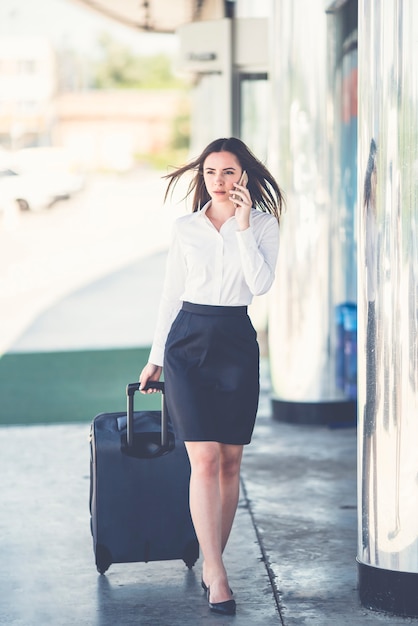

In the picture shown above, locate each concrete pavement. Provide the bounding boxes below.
[0,419,277,626]
[2,372,418,625]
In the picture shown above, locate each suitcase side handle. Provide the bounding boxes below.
[126,382,167,448]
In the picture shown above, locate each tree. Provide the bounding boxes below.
[93,33,185,90]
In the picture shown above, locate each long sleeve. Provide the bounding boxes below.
[148,222,186,366]
[236,214,280,295]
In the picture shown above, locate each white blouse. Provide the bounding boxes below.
[148,201,280,366]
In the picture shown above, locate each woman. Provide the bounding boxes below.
[140,137,284,615]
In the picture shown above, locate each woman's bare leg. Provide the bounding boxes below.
[219,444,243,551]
[185,441,243,604]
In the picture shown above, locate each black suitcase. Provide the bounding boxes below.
[89,381,199,574]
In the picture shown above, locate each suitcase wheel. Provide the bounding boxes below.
[182,539,199,569]
[95,544,112,575]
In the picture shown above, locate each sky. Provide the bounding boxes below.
[0,0,179,56]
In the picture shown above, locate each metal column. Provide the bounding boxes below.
[357,0,418,616]
[267,0,357,425]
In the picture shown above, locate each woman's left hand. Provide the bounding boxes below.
[139,362,163,393]
[230,183,252,231]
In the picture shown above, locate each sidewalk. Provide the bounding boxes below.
[1,379,417,625]
[0,419,277,626]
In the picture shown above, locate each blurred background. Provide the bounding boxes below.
[0,0,383,428]
[1,0,358,428]
[0,0,192,423]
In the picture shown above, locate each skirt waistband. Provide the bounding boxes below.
[182,301,248,316]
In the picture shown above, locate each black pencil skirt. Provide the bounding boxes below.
[163,301,260,445]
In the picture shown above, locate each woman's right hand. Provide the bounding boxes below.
[139,362,163,394]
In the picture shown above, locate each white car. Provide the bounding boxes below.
[0,168,55,212]
[12,147,85,203]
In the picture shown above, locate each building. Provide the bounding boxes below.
[55,90,189,171]
[0,37,57,149]
[0,35,190,171]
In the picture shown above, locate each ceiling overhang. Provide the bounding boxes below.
[70,0,223,34]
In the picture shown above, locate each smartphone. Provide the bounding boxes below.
[233,170,248,204]
[238,170,248,187]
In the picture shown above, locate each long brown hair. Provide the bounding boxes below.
[163,137,285,222]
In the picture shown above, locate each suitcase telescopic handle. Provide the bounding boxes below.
[126,382,167,448]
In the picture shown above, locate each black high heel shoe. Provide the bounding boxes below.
[207,587,236,616]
